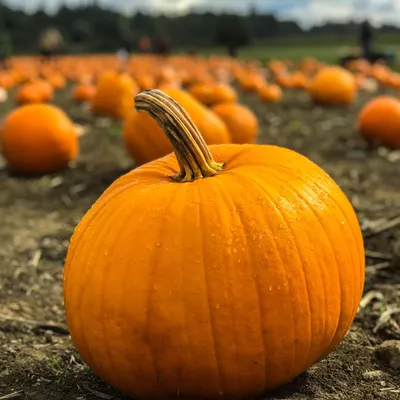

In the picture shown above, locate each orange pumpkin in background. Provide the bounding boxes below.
[258,84,283,103]
[189,82,238,106]
[124,88,230,165]
[34,79,54,102]
[211,102,258,144]
[48,74,66,89]
[65,89,365,400]
[15,83,43,105]
[92,71,138,119]
[308,66,356,105]
[358,96,400,148]
[72,83,96,103]
[1,104,78,174]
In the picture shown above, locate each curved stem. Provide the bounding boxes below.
[134,89,225,182]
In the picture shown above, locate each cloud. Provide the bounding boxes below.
[4,0,400,26]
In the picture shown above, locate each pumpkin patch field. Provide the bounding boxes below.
[0,55,399,400]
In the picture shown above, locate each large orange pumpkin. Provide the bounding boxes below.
[308,66,356,105]
[92,71,138,119]
[358,96,400,148]
[64,90,365,400]
[124,88,230,165]
[211,102,258,144]
[1,104,78,174]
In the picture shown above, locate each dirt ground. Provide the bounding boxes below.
[0,87,399,400]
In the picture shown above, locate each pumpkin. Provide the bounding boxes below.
[1,104,78,174]
[135,74,156,91]
[308,66,356,105]
[72,83,96,103]
[124,88,230,165]
[211,102,258,144]
[64,89,365,400]
[358,96,400,148]
[258,84,283,103]
[188,82,238,106]
[48,74,66,89]
[15,83,43,105]
[92,71,138,119]
[34,79,54,102]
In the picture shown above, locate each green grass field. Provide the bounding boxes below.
[177,33,400,68]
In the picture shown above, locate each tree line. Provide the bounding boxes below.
[0,2,397,56]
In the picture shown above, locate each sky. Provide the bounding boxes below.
[4,0,400,28]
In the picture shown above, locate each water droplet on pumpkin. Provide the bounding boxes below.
[310,244,314,251]
[233,247,238,253]
[241,247,245,251]
[238,272,243,276]
[169,290,172,295]
[237,259,241,263]
[259,233,264,239]
[253,272,257,278]
[320,207,324,211]
[268,285,273,291]
[230,226,237,232]
[215,304,220,310]
[104,250,108,256]
[153,285,158,291]
[155,242,161,247]
[227,238,233,245]
[341,221,345,226]
[211,232,216,237]
[279,224,284,229]
[291,204,296,209]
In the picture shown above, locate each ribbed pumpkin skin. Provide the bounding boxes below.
[1,104,78,174]
[64,144,364,400]
[211,103,258,144]
[123,89,230,165]
[92,71,138,119]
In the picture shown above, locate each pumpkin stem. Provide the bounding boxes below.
[134,89,224,182]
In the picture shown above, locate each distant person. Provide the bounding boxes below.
[39,28,64,62]
[155,36,171,58]
[116,46,130,71]
[360,20,373,60]
[138,35,152,54]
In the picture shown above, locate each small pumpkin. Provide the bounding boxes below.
[15,83,43,105]
[124,88,230,165]
[65,89,365,400]
[34,79,54,102]
[211,102,258,144]
[358,96,400,148]
[92,71,138,119]
[188,82,238,106]
[1,104,78,174]
[258,84,283,103]
[72,83,96,103]
[308,66,356,105]
[48,74,66,89]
